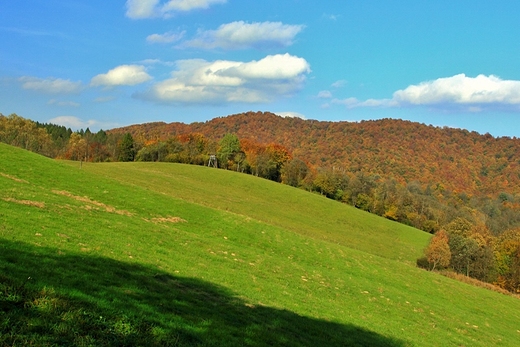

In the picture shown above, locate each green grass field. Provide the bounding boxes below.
[1,143,519,346]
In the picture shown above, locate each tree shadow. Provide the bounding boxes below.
[0,239,408,346]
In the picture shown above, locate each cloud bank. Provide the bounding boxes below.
[91,65,152,87]
[137,53,310,104]
[126,0,226,19]
[333,74,520,111]
[182,21,305,50]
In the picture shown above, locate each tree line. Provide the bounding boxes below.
[0,114,294,182]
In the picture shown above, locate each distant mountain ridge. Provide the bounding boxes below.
[110,111,520,197]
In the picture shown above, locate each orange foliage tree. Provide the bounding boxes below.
[425,230,451,271]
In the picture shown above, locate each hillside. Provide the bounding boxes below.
[2,143,520,346]
[5,112,520,236]
[111,112,520,197]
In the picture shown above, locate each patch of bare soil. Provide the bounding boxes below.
[52,190,133,216]
[0,172,29,184]
[149,217,187,223]
[2,197,45,208]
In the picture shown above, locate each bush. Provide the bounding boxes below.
[416,256,431,270]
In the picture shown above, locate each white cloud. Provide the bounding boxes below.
[47,99,80,107]
[136,53,311,104]
[276,112,306,119]
[222,54,310,80]
[125,0,226,19]
[90,65,152,87]
[393,74,520,105]
[48,116,89,129]
[138,59,175,66]
[19,76,83,94]
[147,31,185,43]
[48,116,118,131]
[317,91,332,99]
[332,74,520,112]
[182,21,304,50]
[161,0,226,12]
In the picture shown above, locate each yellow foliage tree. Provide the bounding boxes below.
[425,230,451,271]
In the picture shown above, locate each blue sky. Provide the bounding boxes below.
[1,0,520,137]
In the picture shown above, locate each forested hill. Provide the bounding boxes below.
[110,111,520,197]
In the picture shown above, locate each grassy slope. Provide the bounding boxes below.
[77,160,428,264]
[0,143,519,346]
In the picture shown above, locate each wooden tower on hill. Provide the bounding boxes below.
[208,155,217,168]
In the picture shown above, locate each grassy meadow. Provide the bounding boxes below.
[1,142,519,346]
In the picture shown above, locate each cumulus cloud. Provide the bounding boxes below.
[48,116,118,131]
[126,0,226,19]
[19,77,83,94]
[182,21,305,50]
[90,65,152,87]
[393,74,520,106]
[333,74,520,112]
[136,53,311,104]
[147,31,185,43]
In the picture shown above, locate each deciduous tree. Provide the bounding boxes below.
[425,230,451,271]
[448,233,479,276]
[218,133,241,169]
[281,158,309,187]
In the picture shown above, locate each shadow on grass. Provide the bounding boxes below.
[0,239,407,347]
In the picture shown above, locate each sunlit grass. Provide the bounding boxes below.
[73,160,430,264]
[1,143,520,346]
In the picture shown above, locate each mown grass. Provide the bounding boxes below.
[1,143,520,346]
